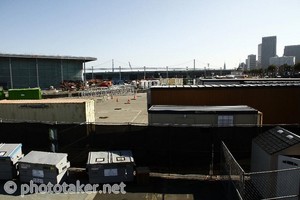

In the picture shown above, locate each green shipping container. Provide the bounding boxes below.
[8,88,42,100]
[0,90,5,100]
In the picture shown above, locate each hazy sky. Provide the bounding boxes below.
[1,0,299,69]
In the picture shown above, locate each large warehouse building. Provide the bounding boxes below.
[0,53,96,89]
[148,84,300,125]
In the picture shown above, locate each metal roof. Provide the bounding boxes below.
[0,99,94,104]
[151,83,300,89]
[199,78,300,82]
[87,150,134,165]
[0,53,96,62]
[19,151,68,165]
[253,126,300,155]
[148,105,258,114]
[0,143,22,158]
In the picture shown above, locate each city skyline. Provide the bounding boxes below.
[1,0,300,69]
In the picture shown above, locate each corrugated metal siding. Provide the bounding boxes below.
[150,86,300,124]
[0,100,95,123]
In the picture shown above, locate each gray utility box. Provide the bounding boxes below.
[0,143,23,180]
[87,150,135,184]
[18,151,70,184]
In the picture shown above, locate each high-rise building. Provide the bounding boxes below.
[284,45,300,64]
[269,56,295,67]
[247,54,256,70]
[238,62,247,71]
[261,36,277,69]
[257,44,262,68]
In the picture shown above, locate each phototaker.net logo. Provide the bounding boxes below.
[3,180,126,196]
[4,181,18,194]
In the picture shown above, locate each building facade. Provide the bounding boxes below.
[257,44,262,68]
[247,54,257,70]
[269,56,295,67]
[0,54,96,89]
[284,45,300,64]
[261,36,277,69]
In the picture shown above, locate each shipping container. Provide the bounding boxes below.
[8,88,42,100]
[18,151,70,184]
[0,143,24,180]
[148,105,262,127]
[0,99,95,123]
[86,150,135,184]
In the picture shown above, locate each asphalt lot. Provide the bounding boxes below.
[93,93,148,125]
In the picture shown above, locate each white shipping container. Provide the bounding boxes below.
[0,99,95,123]
[18,151,70,184]
[0,143,24,180]
[86,150,135,184]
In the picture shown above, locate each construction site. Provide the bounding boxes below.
[0,54,300,200]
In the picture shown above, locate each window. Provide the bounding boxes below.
[218,115,234,127]
[104,168,118,176]
[32,169,44,178]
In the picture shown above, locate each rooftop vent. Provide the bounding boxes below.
[277,130,284,134]
[95,158,105,162]
[286,135,294,140]
[116,157,125,161]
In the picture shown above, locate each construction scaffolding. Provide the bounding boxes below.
[80,85,135,98]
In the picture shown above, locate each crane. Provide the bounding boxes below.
[128,62,132,70]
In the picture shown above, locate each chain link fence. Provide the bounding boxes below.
[221,141,300,200]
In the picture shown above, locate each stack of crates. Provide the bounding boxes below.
[0,143,23,180]
[18,151,70,184]
[8,88,42,100]
[86,150,135,184]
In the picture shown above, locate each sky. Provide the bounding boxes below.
[0,0,300,70]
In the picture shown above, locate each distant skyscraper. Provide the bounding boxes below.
[247,54,256,70]
[238,62,247,71]
[224,63,226,70]
[269,56,295,67]
[284,45,300,64]
[257,44,262,68]
[261,36,277,69]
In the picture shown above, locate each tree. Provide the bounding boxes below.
[249,68,263,77]
[294,63,300,72]
[279,64,292,77]
[267,65,277,77]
